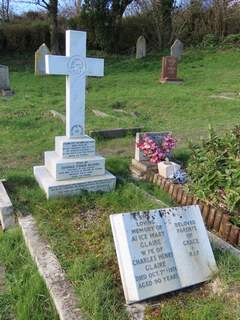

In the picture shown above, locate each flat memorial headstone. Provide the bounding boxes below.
[160,56,183,84]
[110,205,217,304]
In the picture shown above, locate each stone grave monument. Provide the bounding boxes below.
[110,205,218,304]
[0,181,14,230]
[171,39,183,61]
[130,132,169,180]
[34,30,116,198]
[160,56,183,84]
[136,36,146,59]
[35,43,50,76]
[0,65,13,96]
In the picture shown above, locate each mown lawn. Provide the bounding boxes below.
[0,48,240,319]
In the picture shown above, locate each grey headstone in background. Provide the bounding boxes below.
[35,43,50,76]
[110,205,218,304]
[0,65,10,90]
[136,36,146,59]
[171,39,183,61]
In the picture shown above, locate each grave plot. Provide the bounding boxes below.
[16,176,240,320]
[130,129,240,249]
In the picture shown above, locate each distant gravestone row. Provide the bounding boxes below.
[160,39,184,84]
[135,36,184,83]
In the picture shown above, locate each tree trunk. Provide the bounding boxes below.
[49,0,59,54]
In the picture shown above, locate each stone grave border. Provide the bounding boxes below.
[89,126,144,139]
[130,162,240,248]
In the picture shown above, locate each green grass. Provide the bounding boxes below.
[0,48,240,319]
[0,228,58,320]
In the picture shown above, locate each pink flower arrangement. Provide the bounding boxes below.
[137,133,176,163]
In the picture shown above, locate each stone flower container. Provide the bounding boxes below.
[158,160,180,179]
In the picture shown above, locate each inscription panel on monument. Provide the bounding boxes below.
[55,136,95,158]
[49,176,116,198]
[62,140,95,158]
[56,158,105,180]
[110,205,217,304]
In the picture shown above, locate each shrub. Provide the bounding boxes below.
[201,34,219,48]
[222,34,240,46]
[0,21,50,52]
[187,126,240,213]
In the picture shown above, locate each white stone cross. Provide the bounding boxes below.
[45,30,104,138]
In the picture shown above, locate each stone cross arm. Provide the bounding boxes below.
[45,55,104,77]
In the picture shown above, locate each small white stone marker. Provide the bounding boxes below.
[158,160,180,178]
[0,181,14,230]
[34,30,116,198]
[110,205,217,304]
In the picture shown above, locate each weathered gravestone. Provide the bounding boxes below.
[35,43,50,76]
[136,36,146,59]
[0,65,13,96]
[171,39,183,61]
[160,56,183,84]
[0,181,14,230]
[131,132,170,179]
[110,205,217,304]
[34,30,116,198]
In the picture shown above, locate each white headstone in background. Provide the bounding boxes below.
[35,43,50,76]
[171,39,183,61]
[34,30,116,198]
[136,36,146,59]
[110,205,217,304]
